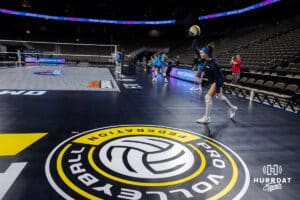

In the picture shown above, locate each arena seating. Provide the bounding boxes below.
[168,16,300,114]
[170,16,299,71]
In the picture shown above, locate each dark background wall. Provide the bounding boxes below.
[0,0,298,44]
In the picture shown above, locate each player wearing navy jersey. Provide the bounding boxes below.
[192,39,238,123]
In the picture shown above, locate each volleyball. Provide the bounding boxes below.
[188,25,201,36]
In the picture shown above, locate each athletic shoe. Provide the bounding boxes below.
[164,78,168,83]
[196,116,211,123]
[229,106,238,119]
[152,77,157,82]
[190,86,198,91]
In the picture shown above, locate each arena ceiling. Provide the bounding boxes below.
[0,0,267,20]
[0,0,297,42]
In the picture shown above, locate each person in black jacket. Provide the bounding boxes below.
[192,39,238,123]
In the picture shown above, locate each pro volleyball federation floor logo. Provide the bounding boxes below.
[45,125,250,200]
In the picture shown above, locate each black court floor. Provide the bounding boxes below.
[0,65,299,200]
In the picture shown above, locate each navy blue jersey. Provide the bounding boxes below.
[201,59,225,93]
[192,37,224,93]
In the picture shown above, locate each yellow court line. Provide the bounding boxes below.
[205,140,239,200]
[57,144,103,200]
[88,144,206,187]
[0,133,47,156]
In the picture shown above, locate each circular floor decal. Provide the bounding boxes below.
[45,125,250,200]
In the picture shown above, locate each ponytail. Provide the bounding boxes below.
[207,43,215,57]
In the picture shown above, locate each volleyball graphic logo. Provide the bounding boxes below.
[98,136,195,179]
[45,125,250,200]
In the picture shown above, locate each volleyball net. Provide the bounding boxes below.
[0,39,118,66]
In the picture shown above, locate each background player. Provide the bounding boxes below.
[152,52,168,83]
[190,55,205,91]
[230,54,242,84]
